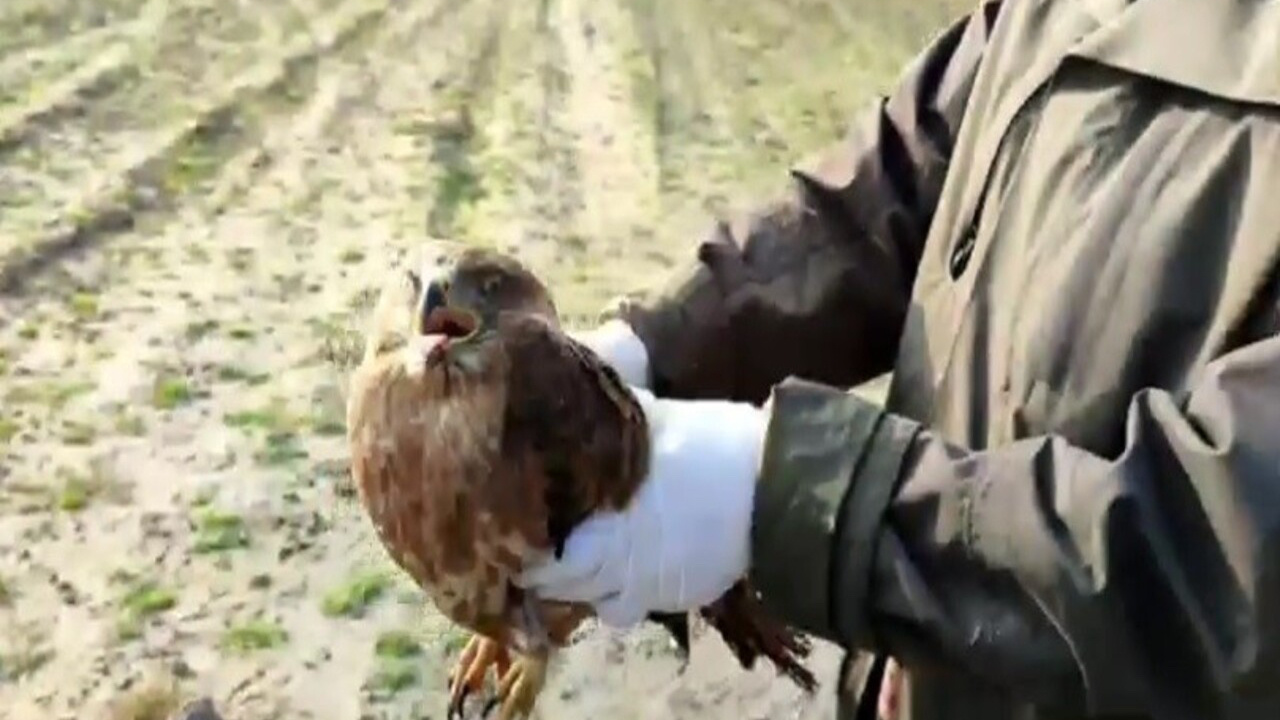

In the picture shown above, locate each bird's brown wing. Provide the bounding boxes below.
[494,313,818,684]
[497,312,651,558]
[494,317,814,687]
[493,312,666,647]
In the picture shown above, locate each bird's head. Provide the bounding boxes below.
[407,247,556,370]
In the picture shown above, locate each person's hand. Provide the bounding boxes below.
[515,387,768,628]
[569,319,651,389]
[879,658,904,720]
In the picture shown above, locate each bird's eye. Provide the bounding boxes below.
[481,276,500,297]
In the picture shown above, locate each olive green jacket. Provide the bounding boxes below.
[605,1,1280,718]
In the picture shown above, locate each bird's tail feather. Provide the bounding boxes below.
[700,580,817,693]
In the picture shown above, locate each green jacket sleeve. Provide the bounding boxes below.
[750,333,1280,719]
[604,4,1001,404]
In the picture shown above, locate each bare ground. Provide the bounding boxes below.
[0,1,964,718]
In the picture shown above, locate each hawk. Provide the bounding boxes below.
[345,245,815,719]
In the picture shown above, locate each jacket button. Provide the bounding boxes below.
[949,229,976,279]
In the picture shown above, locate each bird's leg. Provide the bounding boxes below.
[446,634,508,719]
[478,593,553,720]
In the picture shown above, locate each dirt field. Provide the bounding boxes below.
[0,1,965,718]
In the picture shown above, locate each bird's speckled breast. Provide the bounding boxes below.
[346,348,537,635]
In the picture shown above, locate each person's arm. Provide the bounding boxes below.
[595,3,1001,402]
[755,332,1280,718]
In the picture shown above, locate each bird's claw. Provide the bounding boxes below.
[446,635,508,719]
[479,654,547,720]
[445,635,545,720]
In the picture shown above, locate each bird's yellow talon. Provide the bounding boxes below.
[447,635,505,719]
[488,653,548,720]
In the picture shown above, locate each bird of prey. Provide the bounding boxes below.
[345,245,815,719]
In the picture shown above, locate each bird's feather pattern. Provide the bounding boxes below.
[346,246,814,714]
[346,305,652,650]
[497,311,650,557]
[347,345,525,641]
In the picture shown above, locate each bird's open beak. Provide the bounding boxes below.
[414,279,479,366]
[415,279,448,337]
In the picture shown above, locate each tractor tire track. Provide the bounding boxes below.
[0,2,503,716]
[420,0,505,241]
[436,0,558,255]
[0,0,375,269]
[427,0,598,282]
[623,0,688,198]
[623,0,745,215]
[0,0,392,299]
[527,0,586,256]
[0,14,135,81]
[548,0,669,322]
[0,0,144,58]
[0,0,168,151]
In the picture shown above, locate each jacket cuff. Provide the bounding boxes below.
[749,376,920,646]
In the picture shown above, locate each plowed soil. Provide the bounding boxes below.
[0,1,965,718]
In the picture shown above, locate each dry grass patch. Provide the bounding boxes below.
[105,677,184,720]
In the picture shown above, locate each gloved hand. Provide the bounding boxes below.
[569,319,651,389]
[515,386,768,628]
